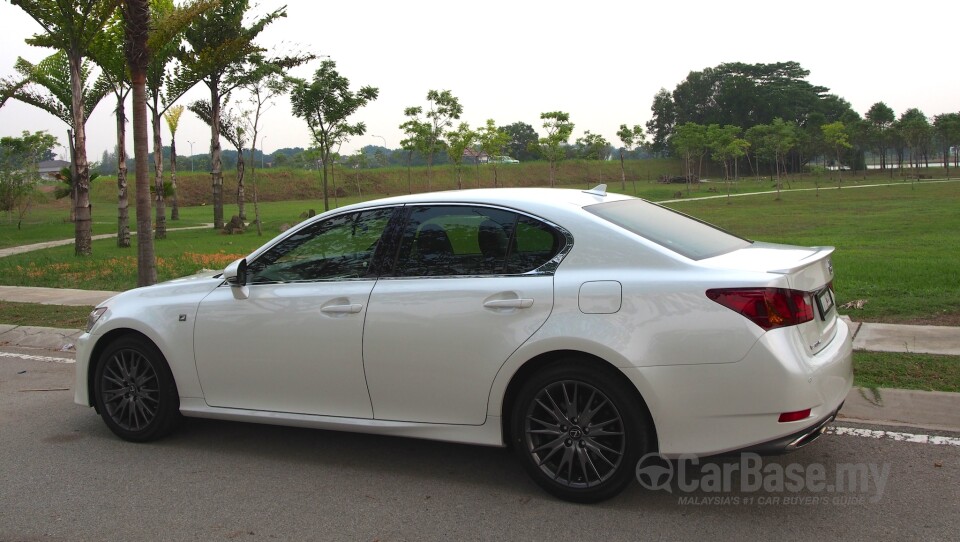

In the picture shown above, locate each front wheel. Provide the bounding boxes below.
[93,336,181,442]
[511,361,652,503]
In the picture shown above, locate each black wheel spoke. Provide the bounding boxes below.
[99,348,162,433]
[523,379,625,489]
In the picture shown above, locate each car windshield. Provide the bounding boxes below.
[585,199,751,260]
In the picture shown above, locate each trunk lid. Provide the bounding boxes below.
[704,242,838,355]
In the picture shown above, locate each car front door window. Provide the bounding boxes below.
[248,208,394,283]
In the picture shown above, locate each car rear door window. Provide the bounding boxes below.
[389,206,566,277]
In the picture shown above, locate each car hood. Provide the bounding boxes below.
[98,270,225,308]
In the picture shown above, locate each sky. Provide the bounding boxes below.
[1,0,959,162]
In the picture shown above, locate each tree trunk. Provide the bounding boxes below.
[170,137,179,220]
[131,74,156,285]
[152,105,166,239]
[321,150,330,212]
[69,53,92,256]
[67,128,76,223]
[406,152,412,193]
[236,149,246,221]
[248,129,261,236]
[619,150,626,191]
[426,152,433,191]
[116,95,131,247]
[209,81,224,229]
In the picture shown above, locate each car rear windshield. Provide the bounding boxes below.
[585,199,751,260]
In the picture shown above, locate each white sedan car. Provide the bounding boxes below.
[76,186,852,502]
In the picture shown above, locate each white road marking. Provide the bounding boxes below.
[829,426,960,447]
[0,351,75,364]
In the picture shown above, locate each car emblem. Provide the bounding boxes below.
[827,258,833,275]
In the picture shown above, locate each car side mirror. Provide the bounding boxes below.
[223,258,249,299]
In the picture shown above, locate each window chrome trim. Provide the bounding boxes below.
[383,202,574,279]
[239,201,575,283]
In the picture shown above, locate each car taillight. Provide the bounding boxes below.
[706,288,815,330]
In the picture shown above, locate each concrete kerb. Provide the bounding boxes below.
[0,324,83,351]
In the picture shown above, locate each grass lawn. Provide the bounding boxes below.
[853,351,960,393]
[668,180,960,324]
[0,301,93,329]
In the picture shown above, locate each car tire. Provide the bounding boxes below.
[511,360,651,503]
[93,335,182,442]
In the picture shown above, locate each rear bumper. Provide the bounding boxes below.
[621,318,853,457]
[714,403,843,456]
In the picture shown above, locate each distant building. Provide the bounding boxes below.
[462,148,489,164]
[38,159,70,178]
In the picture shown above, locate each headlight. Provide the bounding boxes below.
[86,307,108,332]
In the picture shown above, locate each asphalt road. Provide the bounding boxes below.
[1,348,958,541]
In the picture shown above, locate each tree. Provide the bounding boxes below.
[500,121,539,162]
[821,121,851,186]
[898,109,931,175]
[1,75,30,109]
[190,100,249,221]
[290,58,379,211]
[399,112,429,193]
[0,131,57,228]
[163,104,184,220]
[865,102,895,170]
[576,131,609,185]
[11,52,108,223]
[538,111,574,187]
[706,124,749,200]
[400,90,462,190]
[235,53,304,236]
[477,119,510,188]
[89,11,133,247]
[616,124,644,192]
[746,118,798,195]
[669,62,844,129]
[445,122,475,189]
[180,0,286,229]
[646,88,675,156]
[11,0,118,256]
[671,122,707,194]
[934,113,960,178]
[123,0,156,285]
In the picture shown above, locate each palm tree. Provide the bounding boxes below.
[11,0,118,256]
[90,13,133,247]
[163,105,184,220]
[11,52,108,224]
[180,0,287,229]
[122,0,156,286]
[189,100,247,222]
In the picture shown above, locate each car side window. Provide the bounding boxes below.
[247,208,393,283]
[390,206,565,277]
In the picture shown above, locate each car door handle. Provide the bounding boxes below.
[483,298,534,309]
[320,304,363,314]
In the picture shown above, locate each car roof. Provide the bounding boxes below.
[338,187,636,217]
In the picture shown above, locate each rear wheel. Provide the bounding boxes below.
[93,336,181,442]
[511,360,651,503]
